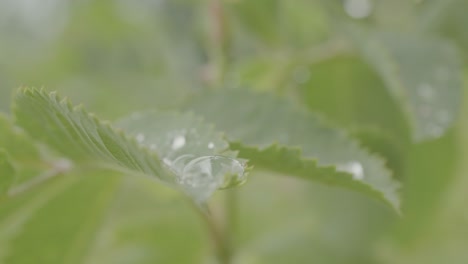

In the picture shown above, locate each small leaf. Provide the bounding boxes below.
[186,89,400,211]
[117,111,248,203]
[0,150,15,196]
[349,28,462,141]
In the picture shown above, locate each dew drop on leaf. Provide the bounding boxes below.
[171,154,196,173]
[208,142,215,149]
[171,135,186,150]
[337,161,365,180]
[172,155,247,203]
[163,158,172,166]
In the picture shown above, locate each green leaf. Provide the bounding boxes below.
[13,88,177,184]
[13,88,247,204]
[297,56,410,177]
[234,171,396,264]
[0,169,206,264]
[298,56,410,141]
[349,28,462,141]
[418,0,468,60]
[228,0,281,44]
[185,89,400,211]
[0,115,43,185]
[0,114,40,164]
[0,150,15,196]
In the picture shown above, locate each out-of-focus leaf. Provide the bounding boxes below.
[0,114,40,163]
[418,0,468,60]
[0,169,206,264]
[228,0,328,48]
[229,55,288,92]
[299,56,409,140]
[378,83,468,264]
[0,114,44,185]
[231,170,395,264]
[279,1,329,48]
[227,0,280,44]
[0,150,15,196]
[186,89,400,211]
[349,28,462,141]
[298,53,459,247]
[298,56,409,178]
[393,130,457,243]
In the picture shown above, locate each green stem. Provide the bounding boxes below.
[205,0,229,88]
[224,189,238,263]
[196,202,233,264]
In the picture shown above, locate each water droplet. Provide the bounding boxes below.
[343,0,373,19]
[169,154,194,172]
[163,158,172,166]
[418,83,434,102]
[175,156,247,203]
[171,135,186,150]
[136,133,145,143]
[337,161,365,180]
[292,66,310,84]
[208,142,215,149]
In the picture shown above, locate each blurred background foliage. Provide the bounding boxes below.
[0,0,467,263]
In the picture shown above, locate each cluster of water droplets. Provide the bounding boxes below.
[134,128,247,203]
[416,66,453,138]
[169,154,247,203]
[337,161,365,181]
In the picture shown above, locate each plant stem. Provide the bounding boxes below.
[201,1,237,262]
[197,204,232,264]
[194,188,240,264]
[225,189,238,261]
[204,0,229,88]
